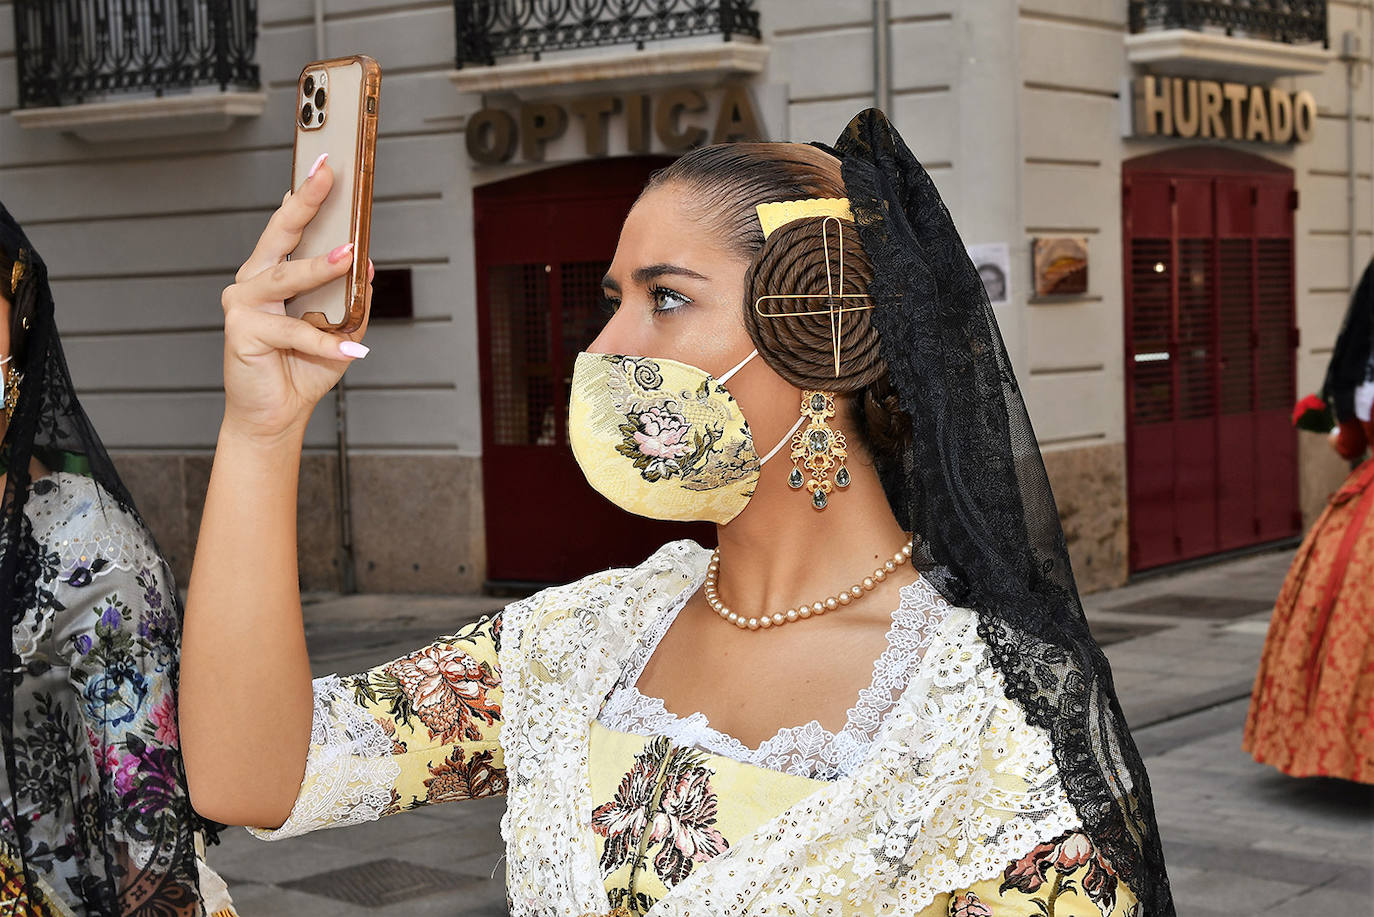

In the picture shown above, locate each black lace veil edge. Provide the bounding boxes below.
[0,201,219,914]
[1322,257,1374,422]
[827,110,1175,916]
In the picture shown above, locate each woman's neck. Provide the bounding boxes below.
[712,441,910,621]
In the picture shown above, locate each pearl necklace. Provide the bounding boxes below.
[705,538,915,631]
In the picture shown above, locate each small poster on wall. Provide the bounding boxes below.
[967,242,1011,306]
[1032,237,1089,297]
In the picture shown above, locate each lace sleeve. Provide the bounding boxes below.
[246,674,404,841]
[249,613,507,841]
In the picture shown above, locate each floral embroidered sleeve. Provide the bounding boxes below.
[55,553,206,903]
[936,830,1141,917]
[249,613,506,841]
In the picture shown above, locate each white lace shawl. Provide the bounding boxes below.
[598,579,943,780]
[25,472,163,578]
[500,541,1082,917]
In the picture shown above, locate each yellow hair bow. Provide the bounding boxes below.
[755,198,853,240]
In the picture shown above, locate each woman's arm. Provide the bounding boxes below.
[248,614,505,841]
[180,162,372,828]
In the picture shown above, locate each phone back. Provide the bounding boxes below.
[289,56,379,330]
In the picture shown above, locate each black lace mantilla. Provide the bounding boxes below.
[824,110,1174,916]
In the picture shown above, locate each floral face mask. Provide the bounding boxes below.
[568,350,802,524]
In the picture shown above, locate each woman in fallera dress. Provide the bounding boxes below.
[180,111,1175,916]
[0,205,235,916]
[1244,260,1374,784]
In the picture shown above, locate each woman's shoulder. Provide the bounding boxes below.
[524,540,709,605]
[24,472,162,576]
[504,540,709,635]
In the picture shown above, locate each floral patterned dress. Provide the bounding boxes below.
[1245,366,1374,782]
[252,542,1140,916]
[0,472,234,916]
[1244,454,1374,783]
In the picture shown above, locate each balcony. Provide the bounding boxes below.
[450,0,767,93]
[12,0,265,140]
[1126,0,1333,82]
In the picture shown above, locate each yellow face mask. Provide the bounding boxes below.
[567,351,802,524]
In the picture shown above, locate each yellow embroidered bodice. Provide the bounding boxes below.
[587,722,821,915]
[250,543,1140,916]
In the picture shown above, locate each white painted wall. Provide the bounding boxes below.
[1015,0,1374,449]
[2,0,1365,464]
[0,0,481,455]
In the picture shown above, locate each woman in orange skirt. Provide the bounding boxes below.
[1244,261,1374,783]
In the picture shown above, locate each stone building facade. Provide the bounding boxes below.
[2,0,1368,594]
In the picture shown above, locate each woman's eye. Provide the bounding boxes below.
[650,286,692,313]
[601,296,621,317]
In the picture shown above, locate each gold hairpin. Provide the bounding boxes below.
[752,217,873,377]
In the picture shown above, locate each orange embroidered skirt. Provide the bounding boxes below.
[1244,458,1374,783]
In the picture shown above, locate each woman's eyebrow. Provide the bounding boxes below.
[602,263,709,292]
[632,263,710,285]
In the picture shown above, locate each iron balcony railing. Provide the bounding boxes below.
[14,0,260,109]
[1129,0,1328,47]
[454,0,761,67]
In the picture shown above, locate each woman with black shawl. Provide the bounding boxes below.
[0,204,235,914]
[183,110,1173,915]
[1245,260,1374,783]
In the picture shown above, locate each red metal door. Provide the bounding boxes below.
[475,158,714,586]
[1123,148,1299,572]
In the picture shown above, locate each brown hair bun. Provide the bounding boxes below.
[743,216,885,392]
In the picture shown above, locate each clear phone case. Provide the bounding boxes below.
[287,55,381,333]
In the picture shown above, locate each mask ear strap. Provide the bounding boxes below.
[717,349,758,385]
[760,414,806,466]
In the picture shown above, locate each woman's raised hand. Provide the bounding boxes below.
[185,158,376,826]
[219,158,373,442]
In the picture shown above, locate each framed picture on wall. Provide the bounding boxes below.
[967,242,1011,306]
[1031,237,1088,297]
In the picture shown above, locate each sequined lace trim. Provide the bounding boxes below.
[247,675,401,842]
[597,575,951,779]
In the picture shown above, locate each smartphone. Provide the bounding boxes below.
[287,54,381,333]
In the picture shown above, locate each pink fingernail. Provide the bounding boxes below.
[367,259,375,282]
[308,153,329,179]
[340,341,369,359]
[328,243,354,264]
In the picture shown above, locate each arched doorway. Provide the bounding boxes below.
[474,157,714,586]
[1122,147,1300,572]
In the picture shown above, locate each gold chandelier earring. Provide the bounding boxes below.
[1,359,20,424]
[788,390,850,509]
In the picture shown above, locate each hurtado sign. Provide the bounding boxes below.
[1132,75,1317,144]
[465,85,764,164]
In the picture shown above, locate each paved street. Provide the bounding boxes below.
[208,546,1374,915]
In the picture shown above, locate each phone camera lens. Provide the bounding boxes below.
[315,88,326,110]
[301,103,314,125]
[303,75,315,97]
